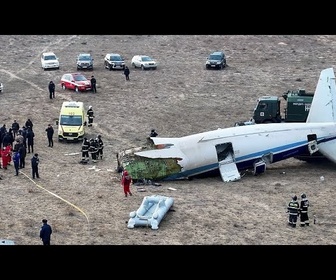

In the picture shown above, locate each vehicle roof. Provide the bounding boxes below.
[67,73,86,76]
[107,53,121,56]
[62,101,84,106]
[78,53,91,56]
[211,51,224,55]
[43,52,56,55]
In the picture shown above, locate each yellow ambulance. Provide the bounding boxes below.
[57,101,86,142]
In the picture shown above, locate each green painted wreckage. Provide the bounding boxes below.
[116,139,182,181]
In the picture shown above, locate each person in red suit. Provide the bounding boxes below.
[121,170,133,197]
[1,144,12,169]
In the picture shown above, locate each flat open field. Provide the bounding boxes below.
[1,35,336,245]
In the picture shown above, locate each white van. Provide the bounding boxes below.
[57,101,86,142]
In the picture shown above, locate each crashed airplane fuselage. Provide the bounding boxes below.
[117,68,336,182]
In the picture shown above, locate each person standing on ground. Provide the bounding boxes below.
[40,219,52,245]
[45,124,54,147]
[299,193,310,227]
[48,81,55,99]
[90,75,97,93]
[287,195,300,228]
[26,127,35,153]
[0,124,7,150]
[11,120,20,139]
[87,106,94,127]
[18,144,26,169]
[96,134,104,160]
[88,138,98,163]
[121,170,133,197]
[124,66,130,80]
[80,137,90,163]
[12,151,20,176]
[31,153,40,179]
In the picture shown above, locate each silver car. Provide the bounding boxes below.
[131,55,157,70]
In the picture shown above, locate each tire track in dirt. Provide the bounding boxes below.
[0,35,79,92]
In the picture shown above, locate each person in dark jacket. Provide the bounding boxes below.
[48,81,55,99]
[25,118,33,130]
[124,66,130,80]
[90,75,97,93]
[81,137,90,163]
[299,193,310,227]
[45,124,54,147]
[40,219,52,245]
[26,127,35,153]
[150,129,158,137]
[88,138,98,163]
[18,144,27,169]
[96,134,104,159]
[0,124,7,149]
[87,106,94,127]
[11,120,20,138]
[287,195,300,228]
[2,131,13,148]
[31,153,39,179]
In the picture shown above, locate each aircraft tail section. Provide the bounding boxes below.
[306,67,336,123]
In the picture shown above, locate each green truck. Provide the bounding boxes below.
[235,89,326,162]
[252,89,313,123]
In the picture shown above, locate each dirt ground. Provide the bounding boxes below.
[1,35,336,245]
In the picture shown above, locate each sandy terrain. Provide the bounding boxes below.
[1,35,336,245]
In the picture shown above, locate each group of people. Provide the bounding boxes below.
[80,134,104,163]
[0,119,35,171]
[287,193,310,228]
[0,118,50,179]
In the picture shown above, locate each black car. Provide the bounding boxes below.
[205,51,227,69]
[76,53,94,70]
[104,53,125,70]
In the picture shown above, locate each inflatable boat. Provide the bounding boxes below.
[127,195,174,230]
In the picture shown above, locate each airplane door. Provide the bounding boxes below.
[216,143,241,182]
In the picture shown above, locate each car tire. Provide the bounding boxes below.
[132,62,136,69]
[61,84,66,90]
[75,87,79,93]
[141,65,145,70]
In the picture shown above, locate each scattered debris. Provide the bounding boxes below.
[168,187,177,191]
[65,152,80,156]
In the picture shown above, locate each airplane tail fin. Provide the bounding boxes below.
[306,67,336,123]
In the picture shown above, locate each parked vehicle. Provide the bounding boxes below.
[205,51,226,70]
[76,53,94,70]
[41,52,60,70]
[57,101,86,142]
[60,73,92,92]
[131,55,157,70]
[234,89,326,162]
[104,53,125,70]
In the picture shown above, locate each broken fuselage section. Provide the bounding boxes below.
[117,138,183,181]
